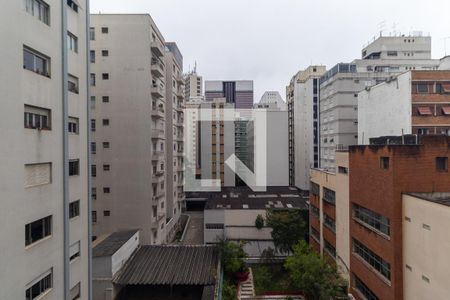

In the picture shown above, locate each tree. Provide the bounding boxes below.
[284,241,347,300]
[255,214,264,229]
[217,239,247,275]
[265,209,306,253]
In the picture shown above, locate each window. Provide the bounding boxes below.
[90,73,96,86]
[323,187,335,205]
[436,157,448,172]
[324,239,336,258]
[104,210,110,216]
[69,200,80,219]
[324,213,336,232]
[380,157,389,169]
[101,27,108,33]
[68,117,79,134]
[103,142,110,148]
[387,51,397,56]
[25,0,50,25]
[70,282,81,300]
[90,50,95,63]
[417,83,429,93]
[24,105,51,130]
[310,227,320,242]
[102,50,109,56]
[91,142,96,154]
[310,182,320,196]
[69,159,79,176]
[102,73,109,80]
[353,274,379,300]
[92,211,97,223]
[91,165,96,177]
[67,0,78,12]
[69,241,80,262]
[89,27,95,40]
[102,119,109,126]
[103,164,110,171]
[67,32,78,53]
[25,215,52,246]
[68,74,79,94]
[91,119,96,132]
[353,239,391,280]
[90,96,96,109]
[338,166,348,174]
[102,96,109,103]
[353,203,390,236]
[25,163,51,187]
[417,128,429,135]
[23,46,50,77]
[310,204,319,218]
[103,187,110,193]
[92,187,97,200]
[205,223,224,229]
[25,269,52,300]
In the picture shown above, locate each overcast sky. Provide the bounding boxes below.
[90,0,450,102]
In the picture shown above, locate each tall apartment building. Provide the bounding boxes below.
[184,68,203,100]
[287,66,326,189]
[348,135,450,300]
[358,70,450,142]
[164,42,185,238]
[90,14,169,245]
[184,97,204,179]
[255,91,287,110]
[0,0,89,299]
[310,152,350,283]
[320,34,440,170]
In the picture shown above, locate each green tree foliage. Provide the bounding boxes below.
[284,241,347,300]
[255,214,264,229]
[222,278,237,300]
[217,239,247,275]
[266,209,306,253]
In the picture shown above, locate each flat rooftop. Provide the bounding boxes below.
[405,192,450,207]
[93,230,138,257]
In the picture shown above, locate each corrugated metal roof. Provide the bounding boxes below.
[93,230,139,257]
[113,245,219,286]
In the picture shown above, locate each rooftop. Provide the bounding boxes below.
[113,245,219,286]
[406,192,450,207]
[93,230,139,257]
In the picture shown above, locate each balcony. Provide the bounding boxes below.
[176,87,183,99]
[175,74,184,85]
[151,128,165,140]
[151,107,165,119]
[151,83,164,98]
[174,135,183,142]
[152,171,164,183]
[151,58,164,77]
[157,212,165,221]
[151,39,164,57]
[152,150,164,161]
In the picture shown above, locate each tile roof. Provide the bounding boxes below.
[113,245,219,286]
[93,230,139,257]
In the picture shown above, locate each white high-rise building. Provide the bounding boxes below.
[0,0,89,299]
[184,68,202,100]
[255,91,287,111]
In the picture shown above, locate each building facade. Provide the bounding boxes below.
[0,0,89,299]
[358,70,450,143]
[205,80,254,110]
[255,91,287,111]
[184,68,203,100]
[90,14,169,245]
[287,66,326,189]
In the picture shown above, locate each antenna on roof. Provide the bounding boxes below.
[194,61,197,73]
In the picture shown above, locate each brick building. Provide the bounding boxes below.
[349,135,450,300]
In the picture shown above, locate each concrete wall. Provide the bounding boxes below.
[402,194,450,300]
[265,111,289,186]
[358,72,412,144]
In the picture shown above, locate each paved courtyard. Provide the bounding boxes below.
[182,211,204,245]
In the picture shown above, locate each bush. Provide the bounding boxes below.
[255,214,264,229]
[222,279,237,300]
[217,240,247,275]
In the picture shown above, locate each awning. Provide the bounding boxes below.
[442,107,450,115]
[442,83,450,93]
[418,107,432,116]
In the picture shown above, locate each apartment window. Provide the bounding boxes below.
[436,157,448,172]
[91,142,96,154]
[90,96,96,109]
[68,74,79,94]
[353,203,390,236]
[338,166,348,174]
[380,156,389,169]
[91,119,96,131]
[387,51,398,56]
[310,227,320,242]
[25,215,52,246]
[90,50,95,63]
[103,187,110,193]
[67,31,78,53]
[69,200,80,219]
[310,204,320,218]
[69,241,81,263]
[102,96,109,103]
[205,223,224,229]
[324,239,336,258]
[92,187,97,200]
[102,73,109,80]
[323,187,335,205]
[103,142,110,148]
[91,165,96,177]
[92,211,97,223]
[104,210,110,216]
[90,73,96,86]
[102,50,109,56]
[70,283,81,300]
[353,239,391,280]
[25,162,51,187]
[102,119,109,126]
[310,182,320,196]
[69,159,79,176]
[353,274,379,300]
[103,164,110,171]
[68,117,79,134]
[67,0,78,11]
[25,0,49,25]
[324,213,336,233]
[417,128,429,135]
[24,105,51,130]
[417,83,429,93]
[101,27,108,33]
[23,46,50,77]
[89,27,95,40]
[25,269,52,300]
